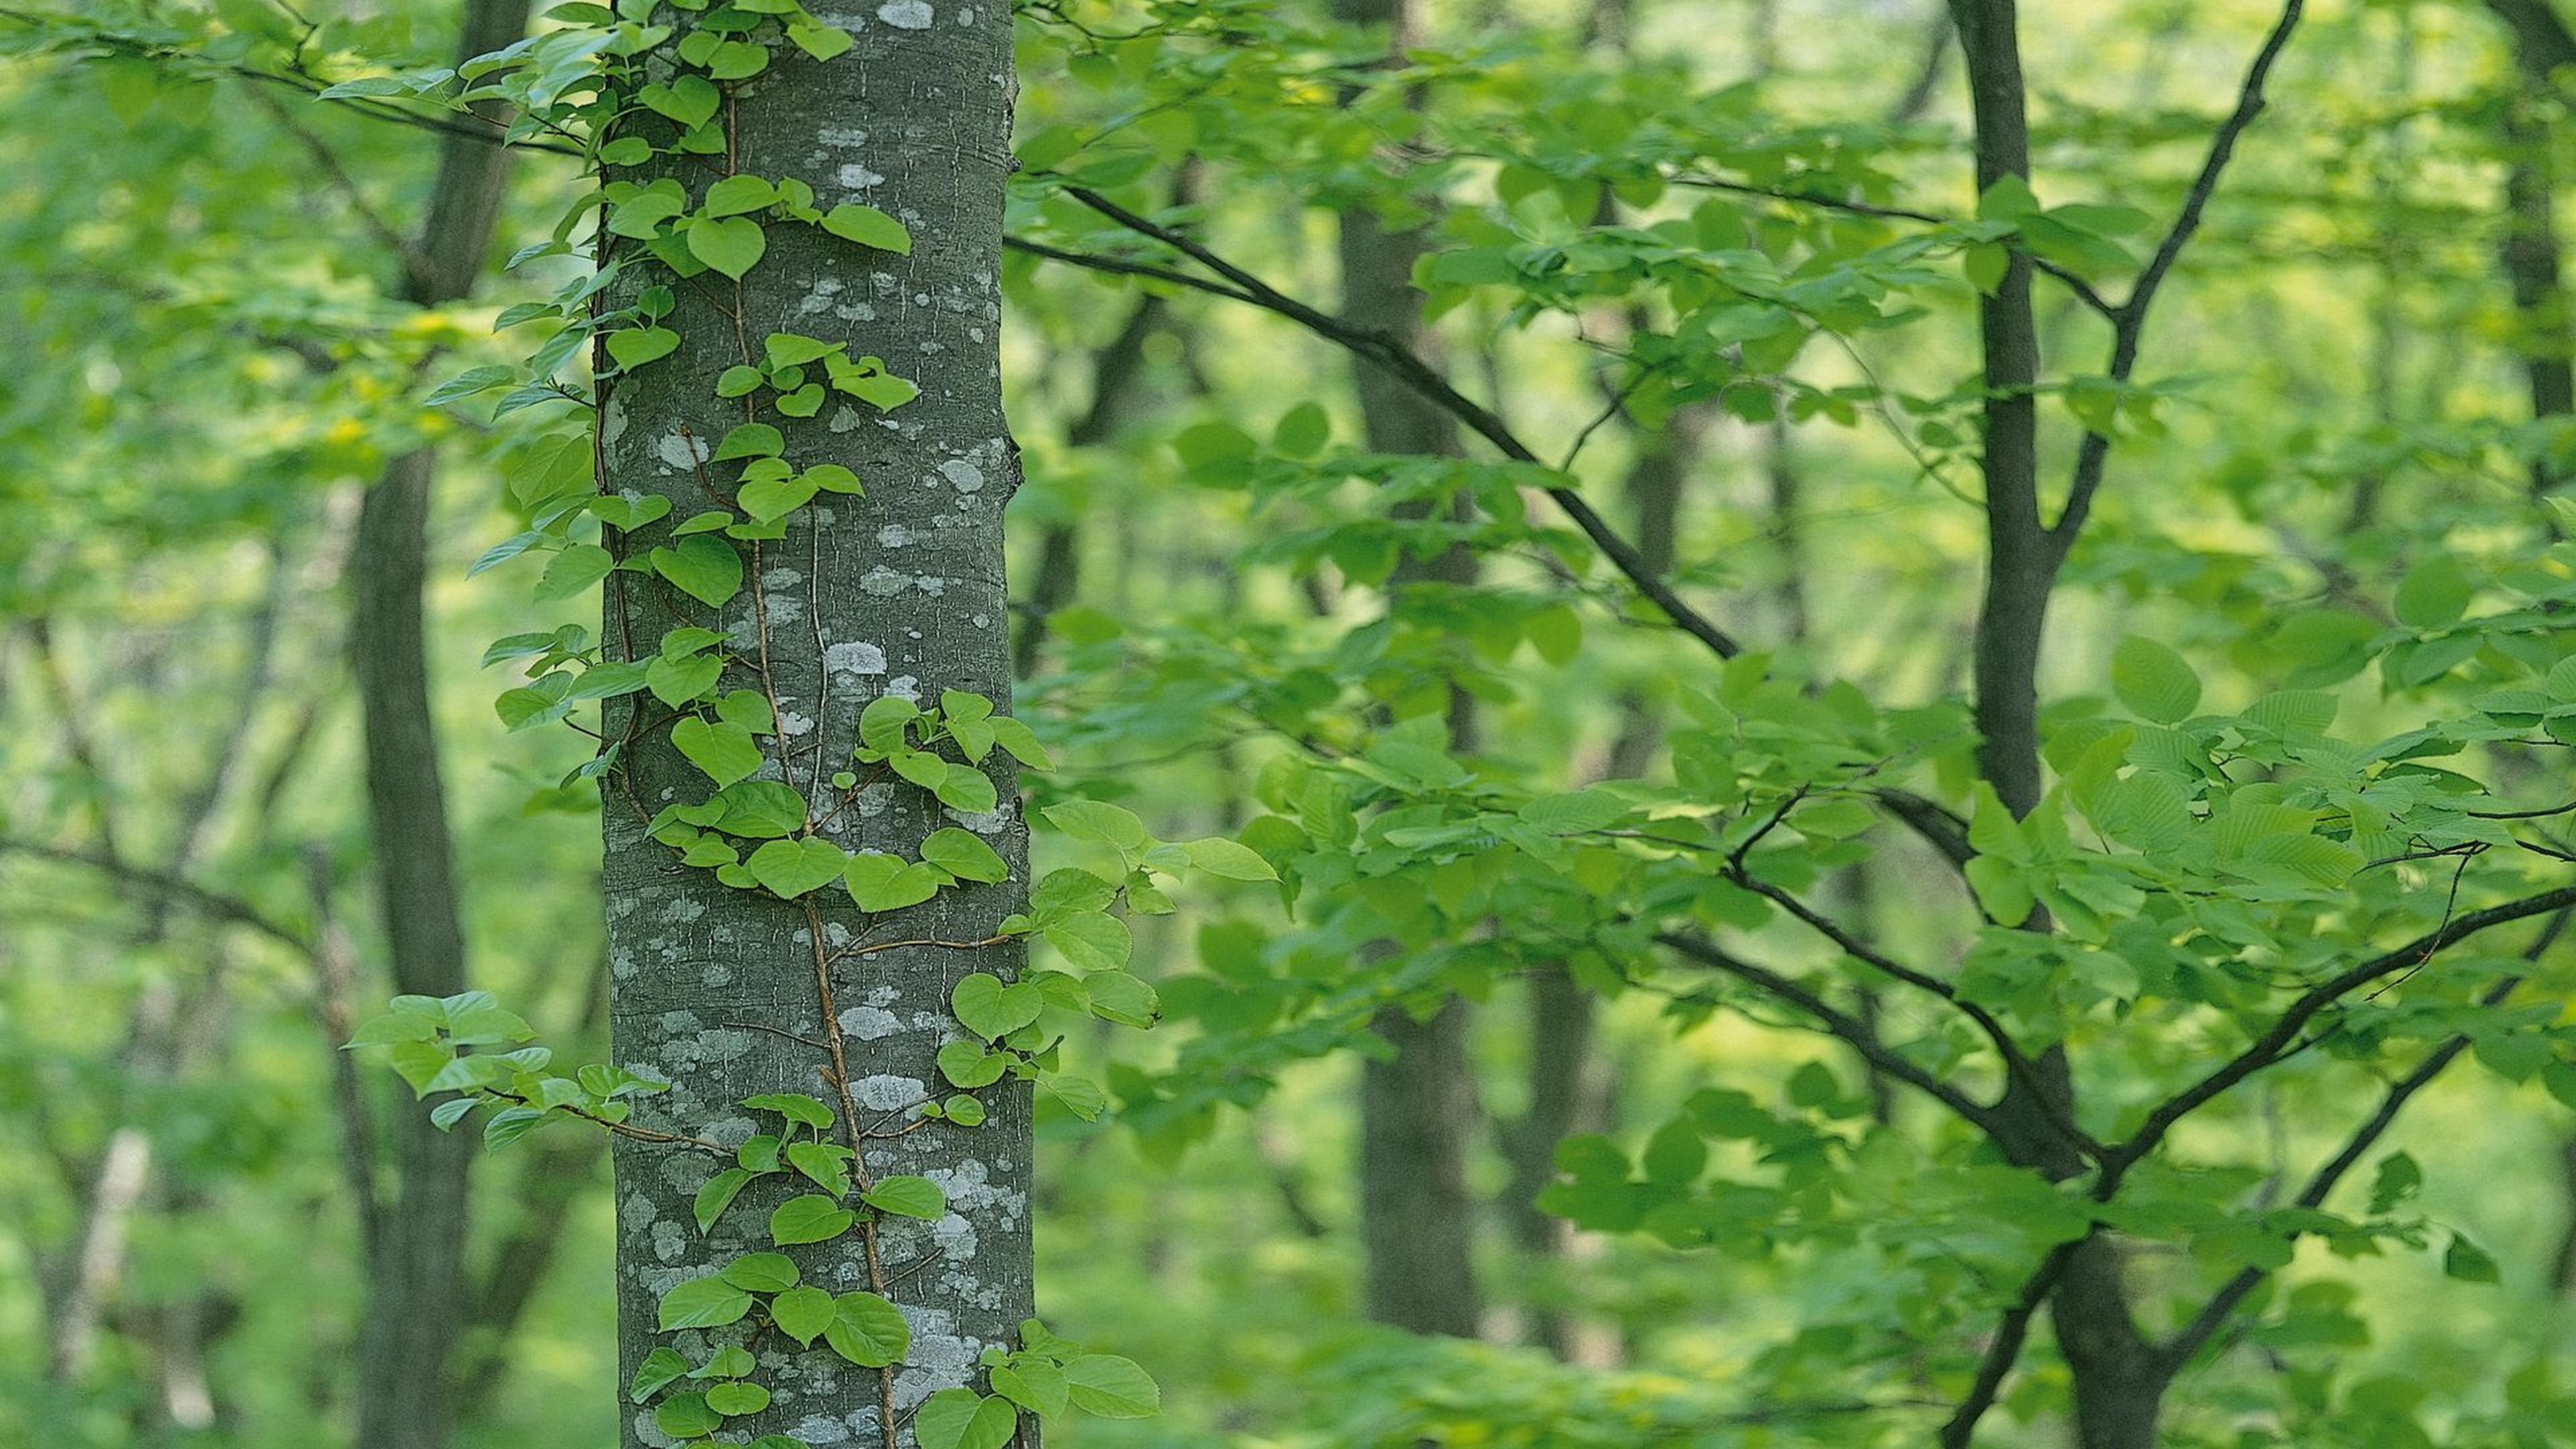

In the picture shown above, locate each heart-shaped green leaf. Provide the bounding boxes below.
[688,214,767,279]
[745,837,848,898]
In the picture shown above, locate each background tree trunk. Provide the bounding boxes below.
[1334,0,1488,1342]
[347,4,532,1446]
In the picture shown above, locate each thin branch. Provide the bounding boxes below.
[246,86,437,288]
[1937,1236,2081,1448]
[2158,912,2568,1371]
[0,837,309,953]
[1037,184,1748,660]
[2051,0,2304,549]
[1733,875,2102,1161]
[2104,879,2576,1178]
[1655,931,1999,1133]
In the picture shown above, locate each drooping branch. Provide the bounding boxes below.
[1656,930,2000,1133]
[1040,184,1750,661]
[0,838,311,953]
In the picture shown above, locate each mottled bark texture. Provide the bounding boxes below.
[349,4,531,1446]
[596,8,1028,1446]
[1334,0,1487,1342]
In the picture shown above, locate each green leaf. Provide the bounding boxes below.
[654,1392,724,1438]
[605,325,680,370]
[672,717,763,788]
[739,468,819,523]
[769,1193,857,1246]
[703,174,777,217]
[951,974,1043,1040]
[745,837,849,898]
[938,1039,1008,1088]
[914,1389,1016,1449]
[1044,912,1132,973]
[533,543,616,602]
[650,535,745,606]
[2394,555,2473,629]
[742,1091,835,1128]
[788,19,855,60]
[2111,636,2202,723]
[692,1345,755,1381]
[1080,969,1156,1027]
[922,827,1009,883]
[1063,1354,1159,1417]
[822,203,912,253]
[991,1360,1070,1417]
[861,1175,948,1219]
[694,1167,755,1232]
[1272,401,1328,458]
[770,1284,835,1346]
[859,694,921,752]
[657,1274,753,1331]
[845,853,945,912]
[824,1291,912,1367]
[1043,800,1152,855]
[763,331,839,368]
[648,652,724,707]
[630,1346,689,1403]
[704,1381,769,1415]
[712,423,784,461]
[641,74,720,128]
[932,764,1000,814]
[712,1253,797,1295]
[786,1139,855,1196]
[2445,1231,2502,1283]
[1181,836,1277,881]
[688,215,767,279]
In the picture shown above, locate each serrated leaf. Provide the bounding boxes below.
[2112,636,2201,723]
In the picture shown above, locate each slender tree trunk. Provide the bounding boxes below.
[2488,0,2576,498]
[1333,0,1487,1340]
[1947,7,2167,1446]
[347,5,531,1446]
[594,5,1029,1442]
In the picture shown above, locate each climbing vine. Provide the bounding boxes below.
[336,2,1271,1445]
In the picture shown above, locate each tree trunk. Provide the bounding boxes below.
[594,6,1029,1444]
[347,4,531,1446]
[1334,0,1487,1340]
[2487,0,2576,488]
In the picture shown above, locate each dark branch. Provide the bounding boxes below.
[0,837,310,953]
[2157,911,2569,1370]
[1037,184,1748,661]
[2051,0,2304,549]
[2105,879,2576,1177]
[1655,930,2000,1133]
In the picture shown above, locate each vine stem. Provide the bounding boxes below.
[804,894,902,1449]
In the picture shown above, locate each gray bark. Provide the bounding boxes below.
[595,6,1029,1446]
[348,4,532,1446]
